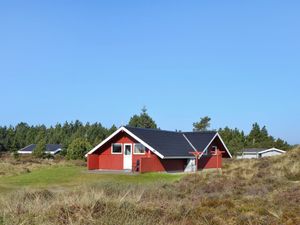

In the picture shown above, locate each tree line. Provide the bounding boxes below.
[0,108,154,159]
[0,108,291,159]
[192,116,291,155]
[0,121,117,159]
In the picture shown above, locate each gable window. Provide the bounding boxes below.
[211,146,218,155]
[134,143,145,154]
[203,149,209,156]
[112,143,122,154]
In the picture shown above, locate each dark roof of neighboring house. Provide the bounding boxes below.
[240,148,286,154]
[19,144,62,152]
[241,148,267,153]
[125,126,218,157]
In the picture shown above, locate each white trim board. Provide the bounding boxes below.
[198,133,232,159]
[164,156,195,159]
[133,143,146,155]
[217,133,232,158]
[17,151,32,154]
[258,148,286,154]
[85,127,124,157]
[85,127,164,159]
[183,134,197,152]
[111,143,123,154]
[17,148,62,155]
[123,127,164,159]
[18,144,35,151]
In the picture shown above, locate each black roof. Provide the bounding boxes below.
[125,126,217,157]
[20,144,62,152]
[183,132,217,152]
[240,148,268,153]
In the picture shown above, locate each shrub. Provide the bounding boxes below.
[33,139,46,158]
[66,138,92,160]
[12,150,20,159]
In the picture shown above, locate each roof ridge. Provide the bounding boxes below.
[125,126,182,133]
[124,126,216,134]
[183,131,217,134]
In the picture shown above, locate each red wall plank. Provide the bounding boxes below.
[87,154,99,170]
[198,154,222,169]
[140,155,186,173]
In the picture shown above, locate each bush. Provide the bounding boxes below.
[66,138,92,160]
[12,150,20,159]
[33,139,46,158]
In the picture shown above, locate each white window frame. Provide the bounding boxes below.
[133,143,146,155]
[211,146,218,155]
[111,143,122,154]
[124,143,133,156]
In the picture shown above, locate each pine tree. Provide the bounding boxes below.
[33,139,46,158]
[128,107,157,129]
[218,127,246,155]
[193,116,211,131]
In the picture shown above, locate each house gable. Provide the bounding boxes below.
[85,127,164,158]
[86,126,232,159]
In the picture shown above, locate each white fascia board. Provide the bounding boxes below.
[258,148,286,154]
[198,133,232,159]
[17,151,32,154]
[85,127,125,157]
[85,126,165,159]
[197,133,218,159]
[45,148,62,155]
[18,144,34,152]
[123,127,164,159]
[183,134,197,151]
[216,133,233,158]
[163,156,195,159]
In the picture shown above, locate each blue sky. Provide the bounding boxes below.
[0,1,299,144]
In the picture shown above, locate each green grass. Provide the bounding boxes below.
[0,165,183,192]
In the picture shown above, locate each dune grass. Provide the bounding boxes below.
[0,147,299,225]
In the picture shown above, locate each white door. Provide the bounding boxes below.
[184,159,196,172]
[123,144,132,170]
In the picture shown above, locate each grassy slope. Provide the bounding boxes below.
[0,164,182,192]
[0,147,299,225]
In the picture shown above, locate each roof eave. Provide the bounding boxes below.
[85,126,165,159]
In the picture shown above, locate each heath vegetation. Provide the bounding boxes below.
[0,147,299,225]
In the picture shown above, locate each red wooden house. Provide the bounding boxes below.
[86,126,232,173]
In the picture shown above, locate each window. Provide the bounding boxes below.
[124,144,132,156]
[112,143,122,154]
[134,143,145,154]
[203,149,208,155]
[211,146,218,155]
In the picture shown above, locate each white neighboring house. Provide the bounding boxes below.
[237,147,286,159]
[18,144,62,155]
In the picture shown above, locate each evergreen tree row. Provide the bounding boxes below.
[193,117,291,155]
[0,121,117,155]
[0,109,292,158]
[218,123,290,155]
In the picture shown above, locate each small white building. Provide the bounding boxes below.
[237,147,286,159]
[18,144,62,155]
